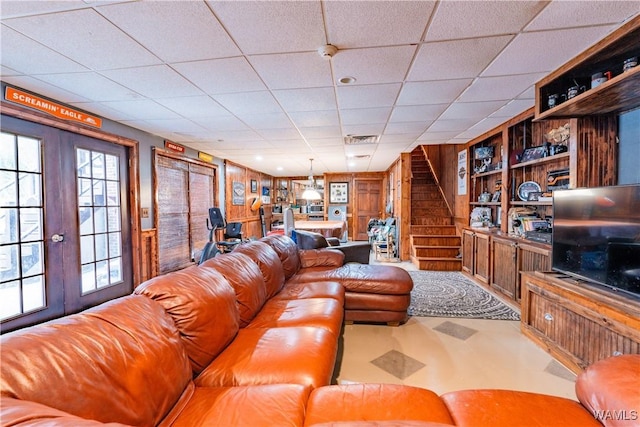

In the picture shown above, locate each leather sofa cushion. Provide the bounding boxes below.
[195,326,337,388]
[234,240,286,298]
[172,384,311,427]
[575,354,640,427]
[0,296,191,426]
[293,263,413,295]
[300,249,345,269]
[271,280,345,303]
[305,384,455,425]
[247,298,343,334]
[441,389,603,427]
[202,252,268,327]
[134,265,239,374]
[262,234,302,279]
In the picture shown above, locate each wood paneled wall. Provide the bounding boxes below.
[140,229,157,284]
[225,160,272,239]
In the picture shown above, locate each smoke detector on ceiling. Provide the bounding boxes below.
[318,44,338,59]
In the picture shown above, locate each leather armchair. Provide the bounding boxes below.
[293,229,371,264]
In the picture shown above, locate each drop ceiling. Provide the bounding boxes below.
[1,1,638,176]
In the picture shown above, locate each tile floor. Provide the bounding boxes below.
[336,258,577,400]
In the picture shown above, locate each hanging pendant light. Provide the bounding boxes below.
[301,158,322,200]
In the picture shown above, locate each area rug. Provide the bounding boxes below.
[408,271,520,321]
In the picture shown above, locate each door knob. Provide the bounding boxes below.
[51,234,64,243]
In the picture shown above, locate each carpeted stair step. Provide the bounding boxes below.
[410,255,462,271]
[411,217,454,225]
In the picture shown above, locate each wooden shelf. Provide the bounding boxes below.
[470,201,501,206]
[471,168,503,179]
[509,201,552,207]
[535,15,640,120]
[510,152,569,169]
[536,66,640,120]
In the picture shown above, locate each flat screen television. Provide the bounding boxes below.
[552,184,640,298]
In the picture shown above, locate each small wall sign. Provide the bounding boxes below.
[164,140,185,153]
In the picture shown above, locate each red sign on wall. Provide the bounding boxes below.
[5,86,102,128]
[164,140,185,153]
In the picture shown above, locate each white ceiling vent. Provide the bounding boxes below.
[344,134,380,145]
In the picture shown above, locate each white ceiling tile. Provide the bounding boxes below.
[396,80,472,105]
[298,126,343,139]
[102,66,203,99]
[409,36,512,81]
[525,2,640,31]
[482,26,616,76]
[208,0,326,54]
[0,65,21,76]
[172,57,266,95]
[238,112,295,130]
[306,138,344,147]
[192,115,251,132]
[425,1,547,41]
[340,108,392,125]
[33,72,142,102]
[439,100,508,121]
[69,102,132,122]
[384,122,429,135]
[141,118,207,134]
[324,1,435,47]
[342,123,386,136]
[379,134,421,144]
[490,99,534,118]
[458,73,546,102]
[332,46,417,85]
[416,131,460,142]
[205,129,264,142]
[455,117,508,139]
[289,110,340,128]
[4,8,161,70]
[213,91,283,115]
[100,99,181,120]
[257,128,303,141]
[0,1,88,19]
[155,96,230,118]
[389,104,448,122]
[248,52,332,90]
[0,25,88,75]
[272,87,337,112]
[428,118,480,132]
[96,1,240,63]
[2,75,92,104]
[337,83,402,109]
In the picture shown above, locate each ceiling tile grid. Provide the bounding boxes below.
[0,1,637,176]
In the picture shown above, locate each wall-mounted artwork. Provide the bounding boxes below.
[329,182,348,204]
[232,181,245,205]
[250,179,257,193]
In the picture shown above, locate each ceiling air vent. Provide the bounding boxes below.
[344,134,380,145]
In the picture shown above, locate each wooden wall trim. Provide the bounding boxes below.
[1,101,143,286]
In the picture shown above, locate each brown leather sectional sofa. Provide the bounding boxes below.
[2,234,638,426]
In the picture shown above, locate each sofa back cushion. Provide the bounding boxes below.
[0,296,191,426]
[260,234,302,279]
[134,265,240,374]
[234,240,286,298]
[202,252,268,327]
[575,354,640,427]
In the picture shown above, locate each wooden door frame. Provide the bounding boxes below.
[353,177,384,241]
[1,101,142,285]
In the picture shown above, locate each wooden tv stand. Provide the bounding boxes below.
[520,271,640,374]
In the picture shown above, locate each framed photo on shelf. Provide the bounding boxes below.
[519,145,547,163]
[329,182,348,204]
[491,190,501,202]
[250,179,257,193]
[527,191,543,202]
[474,146,494,160]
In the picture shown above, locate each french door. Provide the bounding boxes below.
[1,115,133,332]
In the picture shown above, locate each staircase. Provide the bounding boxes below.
[410,149,462,271]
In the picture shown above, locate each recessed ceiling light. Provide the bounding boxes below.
[277,166,283,171]
[339,76,356,84]
[256,155,263,161]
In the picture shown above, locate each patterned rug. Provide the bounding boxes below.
[408,271,520,321]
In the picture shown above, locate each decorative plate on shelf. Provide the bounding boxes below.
[517,181,542,201]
